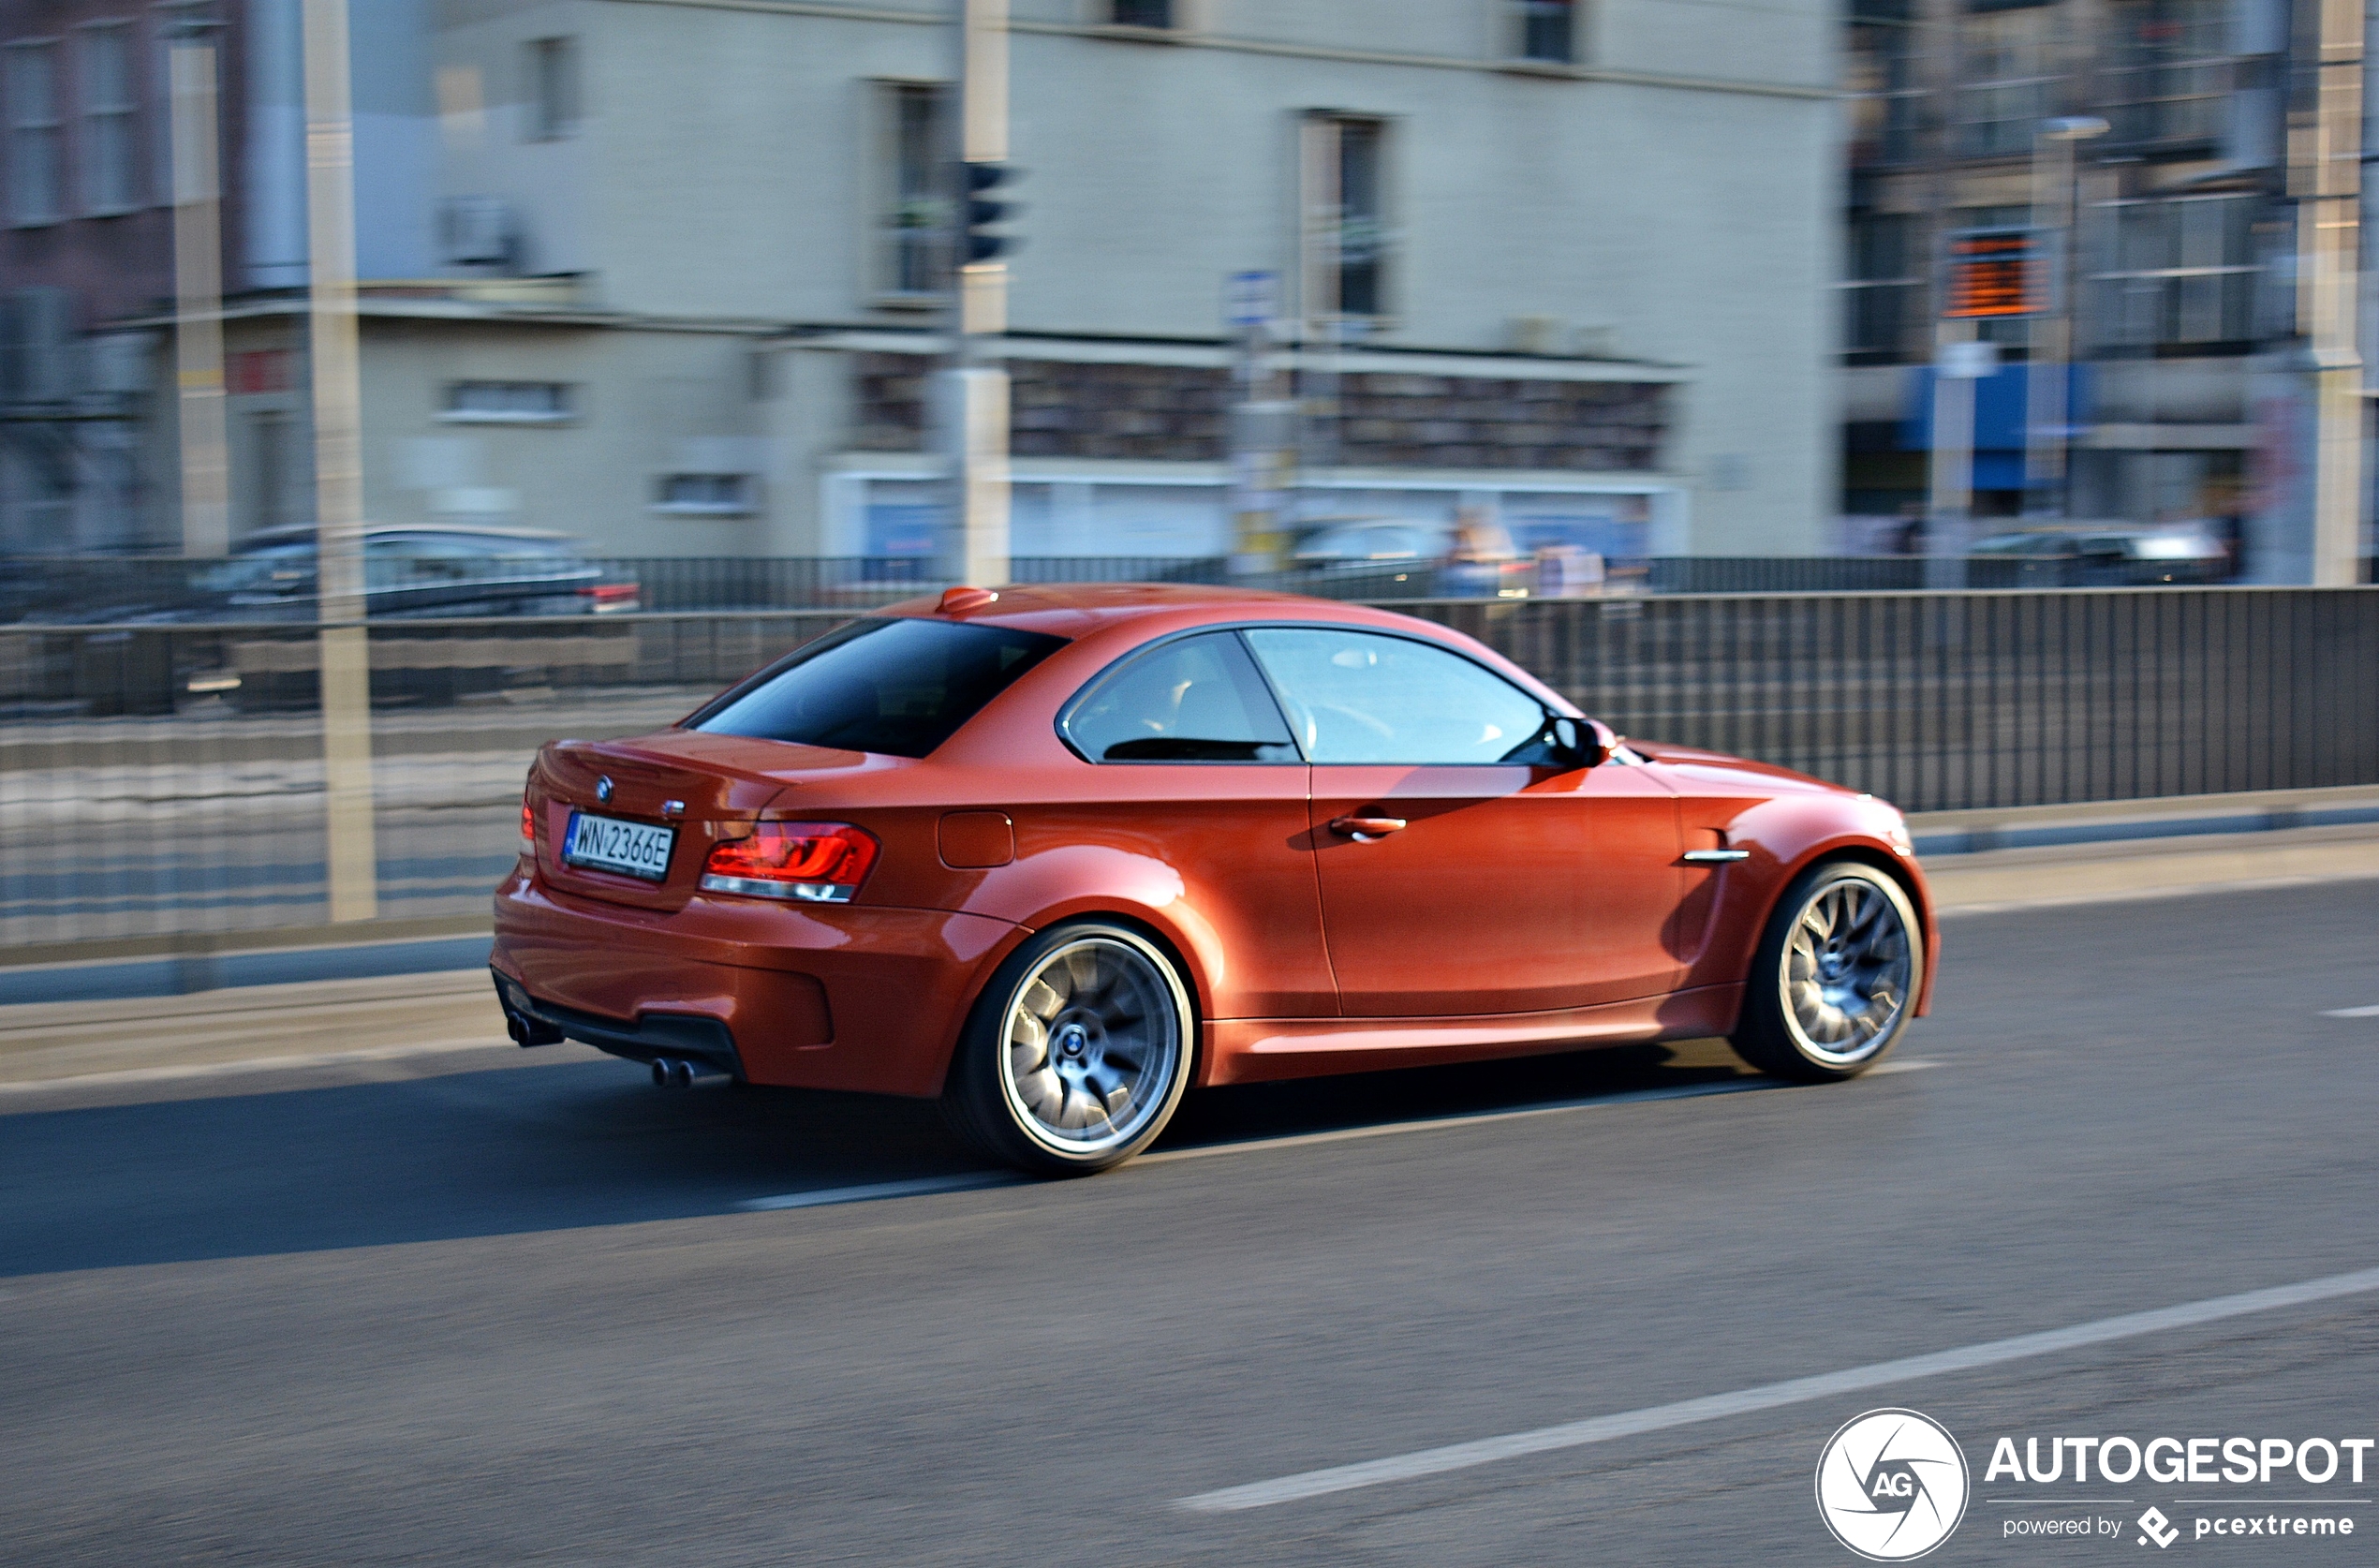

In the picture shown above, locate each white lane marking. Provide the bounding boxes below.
[0,1036,520,1095]
[2322,1004,2379,1018]
[1174,1263,2379,1515]
[737,1173,1023,1211]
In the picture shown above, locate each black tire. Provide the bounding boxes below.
[1731,859,1922,1083]
[940,921,1195,1176]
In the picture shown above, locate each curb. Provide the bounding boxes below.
[0,934,494,1010]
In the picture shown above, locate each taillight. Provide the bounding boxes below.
[700,822,879,903]
[520,799,537,856]
[581,583,641,614]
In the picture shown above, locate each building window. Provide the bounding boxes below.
[2104,0,2239,149]
[1842,211,1921,360]
[1957,6,2059,158]
[80,22,137,214]
[874,81,948,303]
[1303,114,1392,324]
[248,410,303,528]
[1514,1,1575,64]
[655,474,757,515]
[525,37,578,141]
[2085,193,2261,351]
[1109,0,1174,26]
[441,380,573,423]
[5,42,63,227]
[1845,0,1917,167]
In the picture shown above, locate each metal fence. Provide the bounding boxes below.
[0,614,844,952]
[1404,588,2379,814]
[0,552,2250,625]
[3,586,2375,954]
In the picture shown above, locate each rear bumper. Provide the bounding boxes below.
[489,866,1022,1098]
[493,969,746,1078]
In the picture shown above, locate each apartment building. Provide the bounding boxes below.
[0,0,257,551]
[12,0,1848,559]
[1838,0,2370,575]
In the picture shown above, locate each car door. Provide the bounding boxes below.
[1055,629,1336,1019]
[1241,626,1684,1018]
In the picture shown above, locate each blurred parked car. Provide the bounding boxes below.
[1968,525,2230,586]
[8,525,642,627]
[193,525,641,619]
[1286,518,1449,597]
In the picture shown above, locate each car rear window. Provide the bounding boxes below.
[689,617,1066,759]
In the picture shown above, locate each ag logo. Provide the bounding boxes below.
[1816,1408,1971,1561]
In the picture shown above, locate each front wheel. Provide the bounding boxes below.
[940,922,1194,1176]
[1731,861,1921,1082]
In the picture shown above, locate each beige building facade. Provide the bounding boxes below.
[174,0,1844,560]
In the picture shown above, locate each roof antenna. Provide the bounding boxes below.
[938,586,999,614]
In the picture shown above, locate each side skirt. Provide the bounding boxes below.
[1199,984,1746,1087]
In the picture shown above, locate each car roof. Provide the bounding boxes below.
[871,582,1569,703]
[874,581,1387,630]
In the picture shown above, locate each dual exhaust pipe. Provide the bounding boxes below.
[651,1057,700,1089]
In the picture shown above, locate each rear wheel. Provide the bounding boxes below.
[1731,861,1920,1082]
[940,922,1194,1176]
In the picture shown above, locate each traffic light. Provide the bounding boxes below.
[963,162,1022,264]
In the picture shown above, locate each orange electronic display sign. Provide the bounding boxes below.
[1944,228,2042,318]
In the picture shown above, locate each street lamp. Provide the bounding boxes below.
[2024,114,2108,521]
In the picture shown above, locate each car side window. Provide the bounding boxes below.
[1242,627,1552,765]
[1064,632,1298,762]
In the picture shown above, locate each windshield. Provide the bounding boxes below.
[689,617,1066,758]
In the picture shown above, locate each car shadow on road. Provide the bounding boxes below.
[0,1038,1759,1280]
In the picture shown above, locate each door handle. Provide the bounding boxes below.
[1330,816,1408,842]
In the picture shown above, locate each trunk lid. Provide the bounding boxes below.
[531,730,867,911]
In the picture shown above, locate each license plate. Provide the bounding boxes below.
[563,812,676,880]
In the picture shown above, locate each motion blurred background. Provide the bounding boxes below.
[0,0,2375,958]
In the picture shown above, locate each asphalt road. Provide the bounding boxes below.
[3,880,2377,1565]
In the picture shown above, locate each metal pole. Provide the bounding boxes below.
[942,0,1010,588]
[1928,320,1978,588]
[2305,0,2364,584]
[2024,117,2106,521]
[300,0,377,922]
[169,37,229,558]
[1226,272,1293,575]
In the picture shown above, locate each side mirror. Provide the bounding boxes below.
[1549,716,1611,771]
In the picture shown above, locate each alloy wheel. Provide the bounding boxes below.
[1781,874,1913,1066]
[998,934,1187,1157]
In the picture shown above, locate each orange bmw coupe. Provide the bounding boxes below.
[491,584,1936,1175]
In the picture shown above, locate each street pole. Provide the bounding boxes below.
[1928,322,1982,588]
[2302,0,2364,584]
[2023,116,2106,521]
[168,35,229,558]
[1225,271,1294,575]
[942,0,1010,588]
[300,0,377,922]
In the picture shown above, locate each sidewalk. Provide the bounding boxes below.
[3,809,2374,1106]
